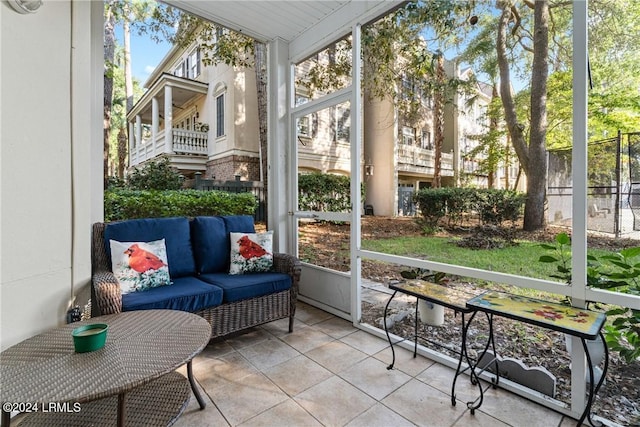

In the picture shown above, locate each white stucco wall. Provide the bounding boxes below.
[363,93,397,216]
[1,0,102,350]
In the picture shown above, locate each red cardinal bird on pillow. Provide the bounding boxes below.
[237,235,267,259]
[124,244,167,273]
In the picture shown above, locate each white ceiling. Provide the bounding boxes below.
[164,1,403,59]
[164,1,348,42]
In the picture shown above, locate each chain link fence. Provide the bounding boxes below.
[548,132,640,237]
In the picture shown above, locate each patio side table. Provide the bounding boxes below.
[1,309,211,427]
[467,291,608,426]
[383,280,498,412]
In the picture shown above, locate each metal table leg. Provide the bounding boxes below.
[384,290,399,370]
[117,393,126,427]
[578,331,609,426]
[188,360,206,409]
[452,311,499,414]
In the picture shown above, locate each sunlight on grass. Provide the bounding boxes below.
[362,235,612,282]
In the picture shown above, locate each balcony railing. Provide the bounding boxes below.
[130,128,208,166]
[397,145,454,175]
[172,129,208,155]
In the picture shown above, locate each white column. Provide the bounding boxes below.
[128,121,135,148]
[268,38,290,253]
[135,115,142,150]
[128,121,135,165]
[151,97,159,146]
[570,0,589,416]
[164,85,173,154]
[350,24,363,326]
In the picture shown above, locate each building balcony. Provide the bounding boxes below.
[397,145,454,176]
[130,128,208,167]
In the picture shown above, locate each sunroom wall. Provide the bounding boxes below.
[0,1,102,350]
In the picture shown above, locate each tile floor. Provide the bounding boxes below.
[173,302,580,427]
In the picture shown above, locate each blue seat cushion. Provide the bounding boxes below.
[221,215,256,233]
[104,217,196,278]
[191,216,229,274]
[199,272,291,303]
[122,276,223,312]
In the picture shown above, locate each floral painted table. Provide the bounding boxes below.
[467,291,608,426]
[383,280,498,412]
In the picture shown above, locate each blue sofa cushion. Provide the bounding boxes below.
[222,215,256,233]
[104,217,196,278]
[191,216,229,274]
[199,272,291,303]
[122,276,223,312]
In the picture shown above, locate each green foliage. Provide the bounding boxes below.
[442,187,474,226]
[104,188,256,221]
[413,187,525,229]
[127,158,184,191]
[473,189,525,225]
[106,176,127,190]
[413,187,452,230]
[604,309,640,363]
[539,232,640,362]
[298,173,362,212]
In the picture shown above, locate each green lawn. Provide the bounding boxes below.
[362,235,612,282]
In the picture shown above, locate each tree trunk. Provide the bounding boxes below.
[505,129,511,189]
[487,85,499,189]
[124,15,134,113]
[254,42,268,224]
[122,11,133,178]
[496,0,549,230]
[432,54,445,188]
[525,0,549,230]
[117,126,127,179]
[104,3,116,190]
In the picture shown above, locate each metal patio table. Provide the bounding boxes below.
[383,280,498,412]
[1,309,210,427]
[467,291,608,426]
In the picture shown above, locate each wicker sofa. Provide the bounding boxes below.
[91,215,301,340]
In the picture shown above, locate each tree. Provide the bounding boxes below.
[104,0,117,190]
[104,0,176,183]
[432,53,446,188]
[496,0,549,231]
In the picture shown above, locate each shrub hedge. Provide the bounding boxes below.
[298,172,361,212]
[414,187,525,228]
[105,189,257,221]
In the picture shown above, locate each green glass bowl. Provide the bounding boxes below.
[72,323,108,353]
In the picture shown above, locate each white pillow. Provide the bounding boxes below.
[109,239,171,294]
[229,231,274,275]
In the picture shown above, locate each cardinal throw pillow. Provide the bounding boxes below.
[229,231,273,275]
[109,239,171,294]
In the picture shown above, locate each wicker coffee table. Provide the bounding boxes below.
[1,309,211,427]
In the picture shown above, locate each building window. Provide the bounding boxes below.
[402,126,415,145]
[421,129,432,149]
[297,116,310,136]
[401,75,414,101]
[336,105,350,141]
[173,60,185,77]
[216,94,225,138]
[476,105,487,127]
[188,48,200,78]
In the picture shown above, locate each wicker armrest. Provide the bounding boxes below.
[92,270,123,315]
[273,252,301,293]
